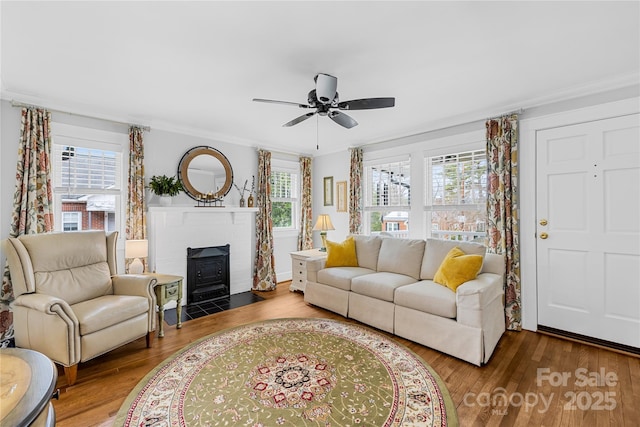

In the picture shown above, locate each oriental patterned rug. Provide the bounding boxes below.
[114,318,458,426]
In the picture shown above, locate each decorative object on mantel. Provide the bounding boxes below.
[147,175,183,206]
[247,176,255,207]
[177,146,234,204]
[233,176,255,207]
[195,193,225,207]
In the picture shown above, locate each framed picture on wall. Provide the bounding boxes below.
[336,181,347,212]
[323,176,333,206]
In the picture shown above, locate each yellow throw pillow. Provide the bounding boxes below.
[433,246,483,292]
[324,237,358,268]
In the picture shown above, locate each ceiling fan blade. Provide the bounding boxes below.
[283,111,316,127]
[329,111,358,129]
[337,97,395,110]
[315,73,337,104]
[253,98,310,109]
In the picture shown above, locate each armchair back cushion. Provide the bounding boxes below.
[10,231,116,305]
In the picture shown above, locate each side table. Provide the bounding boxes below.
[289,248,327,293]
[0,348,57,427]
[146,273,184,338]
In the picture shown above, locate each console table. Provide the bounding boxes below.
[0,348,57,427]
[147,273,184,337]
[289,248,327,293]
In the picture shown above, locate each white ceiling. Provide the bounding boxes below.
[1,1,638,155]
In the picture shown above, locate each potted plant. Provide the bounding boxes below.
[148,175,183,206]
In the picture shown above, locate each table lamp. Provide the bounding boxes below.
[312,214,335,252]
[125,239,148,274]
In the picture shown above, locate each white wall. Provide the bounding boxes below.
[312,87,639,333]
[312,150,350,246]
[519,96,640,331]
[2,85,638,305]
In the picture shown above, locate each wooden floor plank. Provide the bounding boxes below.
[48,283,639,426]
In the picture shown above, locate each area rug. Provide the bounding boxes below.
[114,318,458,426]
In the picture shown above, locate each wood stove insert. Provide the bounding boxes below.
[187,244,230,303]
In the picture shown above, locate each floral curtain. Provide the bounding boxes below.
[126,127,147,270]
[1,108,55,347]
[253,150,277,291]
[486,114,521,331]
[297,156,313,250]
[348,147,363,234]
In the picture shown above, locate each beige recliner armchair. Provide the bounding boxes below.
[4,230,158,386]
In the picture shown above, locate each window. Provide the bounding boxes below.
[51,124,126,235]
[270,164,298,229]
[364,158,410,237]
[62,212,81,231]
[425,149,487,242]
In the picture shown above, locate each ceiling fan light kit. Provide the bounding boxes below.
[253,73,395,129]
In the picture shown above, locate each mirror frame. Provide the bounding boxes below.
[177,146,234,201]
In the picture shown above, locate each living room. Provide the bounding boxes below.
[1,2,639,426]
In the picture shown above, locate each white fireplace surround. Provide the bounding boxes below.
[147,206,258,308]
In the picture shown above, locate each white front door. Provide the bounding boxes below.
[536,114,640,348]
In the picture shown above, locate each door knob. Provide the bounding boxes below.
[539,232,548,239]
[539,219,548,226]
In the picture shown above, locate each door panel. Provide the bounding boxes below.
[537,114,640,348]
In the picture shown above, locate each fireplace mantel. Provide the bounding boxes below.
[148,206,258,224]
[147,206,258,308]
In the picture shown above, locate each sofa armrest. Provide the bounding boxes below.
[456,273,504,328]
[112,274,158,331]
[305,257,327,283]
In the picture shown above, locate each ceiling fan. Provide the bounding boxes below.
[253,73,395,129]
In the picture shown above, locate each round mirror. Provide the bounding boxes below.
[178,146,234,201]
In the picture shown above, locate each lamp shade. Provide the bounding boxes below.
[312,214,335,232]
[125,239,148,259]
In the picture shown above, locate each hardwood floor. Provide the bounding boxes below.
[52,282,640,426]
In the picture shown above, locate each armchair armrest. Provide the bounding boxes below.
[305,257,327,283]
[11,293,80,366]
[112,274,157,299]
[456,273,504,328]
[112,274,158,331]
[12,293,77,320]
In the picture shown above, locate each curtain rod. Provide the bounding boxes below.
[10,100,151,132]
[256,147,307,158]
[487,108,524,121]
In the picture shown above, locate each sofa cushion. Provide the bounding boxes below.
[421,238,486,280]
[72,294,150,335]
[434,247,484,292]
[317,267,374,291]
[376,238,425,280]
[394,281,457,319]
[352,235,382,271]
[351,272,417,302]
[325,237,358,267]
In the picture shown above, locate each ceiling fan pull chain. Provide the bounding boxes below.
[316,114,320,150]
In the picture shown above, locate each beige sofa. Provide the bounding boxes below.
[304,235,505,365]
[4,230,158,385]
